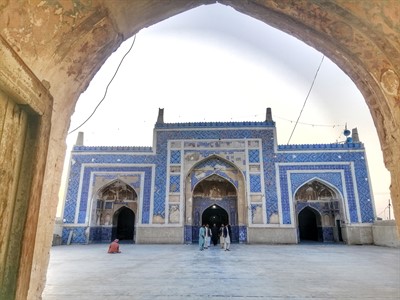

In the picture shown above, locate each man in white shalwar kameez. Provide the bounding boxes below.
[223,224,231,251]
[204,224,212,249]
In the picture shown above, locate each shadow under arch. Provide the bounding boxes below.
[112,206,135,243]
[298,206,322,242]
[202,204,229,227]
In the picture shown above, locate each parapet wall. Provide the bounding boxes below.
[372,220,400,248]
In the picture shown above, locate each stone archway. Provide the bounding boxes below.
[0,1,399,299]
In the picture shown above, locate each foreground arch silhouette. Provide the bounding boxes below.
[0,1,398,299]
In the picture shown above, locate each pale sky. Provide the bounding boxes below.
[61,4,392,219]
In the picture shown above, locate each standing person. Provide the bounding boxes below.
[211,223,219,246]
[204,224,212,249]
[223,224,231,251]
[108,239,121,253]
[199,224,205,251]
[219,223,225,249]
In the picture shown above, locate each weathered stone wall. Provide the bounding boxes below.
[372,220,400,248]
[247,227,297,244]
[136,226,183,244]
[0,1,398,299]
[342,224,373,245]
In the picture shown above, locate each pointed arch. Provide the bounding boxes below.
[293,177,342,201]
[298,205,322,219]
[90,178,138,228]
[186,154,245,191]
[295,180,345,243]
[97,178,138,202]
[192,173,238,198]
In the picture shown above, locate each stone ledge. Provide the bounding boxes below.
[373,220,400,248]
[247,227,297,244]
[136,226,183,244]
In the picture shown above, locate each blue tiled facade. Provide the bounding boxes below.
[62,115,375,245]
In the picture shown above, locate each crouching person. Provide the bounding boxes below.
[108,239,121,253]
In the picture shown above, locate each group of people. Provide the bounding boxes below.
[108,223,233,253]
[199,223,232,251]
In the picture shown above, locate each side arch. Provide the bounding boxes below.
[89,178,138,227]
[87,178,138,243]
[294,179,345,243]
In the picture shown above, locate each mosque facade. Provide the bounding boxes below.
[61,109,376,245]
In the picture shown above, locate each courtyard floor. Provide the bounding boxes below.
[43,243,400,300]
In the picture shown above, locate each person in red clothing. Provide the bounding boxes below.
[108,239,121,253]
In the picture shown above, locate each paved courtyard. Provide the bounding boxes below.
[43,243,400,300]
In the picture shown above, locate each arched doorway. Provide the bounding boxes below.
[294,180,344,242]
[298,207,322,242]
[190,169,240,243]
[112,207,135,242]
[202,204,228,228]
[91,179,138,243]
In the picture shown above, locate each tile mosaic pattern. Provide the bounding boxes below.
[279,165,354,224]
[154,128,276,219]
[64,155,153,225]
[277,153,374,224]
[62,227,87,244]
[155,121,275,129]
[248,149,260,163]
[278,143,363,151]
[169,175,180,193]
[322,227,334,242]
[89,226,112,243]
[249,174,262,193]
[170,150,181,164]
[73,146,153,152]
[239,225,247,243]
